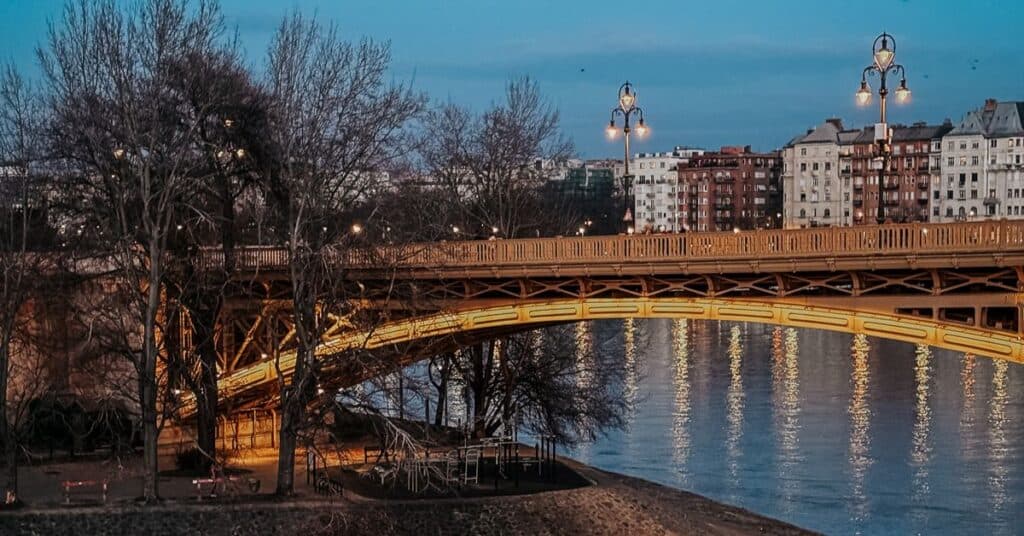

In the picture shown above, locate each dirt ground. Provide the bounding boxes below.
[0,449,818,535]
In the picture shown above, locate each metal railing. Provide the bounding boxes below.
[199,220,1024,273]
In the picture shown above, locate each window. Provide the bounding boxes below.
[947,157,955,166]
[824,208,831,218]
[801,148,807,156]
[946,207,954,217]
[800,163,807,172]
[813,162,819,171]
[991,139,998,148]
[934,190,941,200]
[799,208,806,218]
[971,190,978,199]
[960,156,967,166]
[960,142,967,150]
[972,141,979,149]
[972,156,979,166]
[972,172,978,182]
[825,162,832,171]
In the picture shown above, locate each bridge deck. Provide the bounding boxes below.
[201,220,1024,278]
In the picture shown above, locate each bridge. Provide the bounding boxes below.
[191,219,1024,415]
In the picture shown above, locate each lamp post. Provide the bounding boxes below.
[856,32,911,225]
[606,81,648,230]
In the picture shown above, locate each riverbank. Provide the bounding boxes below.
[0,457,814,535]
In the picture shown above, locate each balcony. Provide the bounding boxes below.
[853,199,863,207]
[883,198,901,207]
[917,180,929,189]
[853,181,864,190]
[984,196,1000,206]
[840,168,852,176]
[917,193,928,204]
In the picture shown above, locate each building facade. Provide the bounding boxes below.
[845,122,952,225]
[934,99,1024,222]
[543,160,621,235]
[783,119,857,228]
[632,146,704,232]
[678,146,782,231]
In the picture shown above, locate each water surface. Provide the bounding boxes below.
[572,319,1024,535]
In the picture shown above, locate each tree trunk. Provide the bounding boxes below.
[141,252,162,502]
[0,343,15,497]
[433,373,447,428]
[275,394,298,495]
[275,345,315,496]
[191,304,219,469]
[471,343,490,438]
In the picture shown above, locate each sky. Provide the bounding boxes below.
[2,0,1023,157]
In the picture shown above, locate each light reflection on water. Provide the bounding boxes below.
[847,334,871,526]
[572,319,1024,535]
[670,319,690,487]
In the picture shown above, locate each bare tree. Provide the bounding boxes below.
[161,46,271,472]
[0,63,50,500]
[419,77,575,239]
[449,324,628,444]
[259,12,424,495]
[40,0,230,501]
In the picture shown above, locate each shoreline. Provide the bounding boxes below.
[0,456,817,535]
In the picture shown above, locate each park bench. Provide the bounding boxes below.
[62,479,108,504]
[191,475,260,500]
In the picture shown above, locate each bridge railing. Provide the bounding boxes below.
[201,220,1024,272]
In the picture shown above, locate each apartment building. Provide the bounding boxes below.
[632,146,704,232]
[933,99,1024,222]
[782,118,858,228]
[678,146,782,231]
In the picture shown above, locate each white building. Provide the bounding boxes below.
[782,119,855,228]
[632,146,704,232]
[934,99,1024,222]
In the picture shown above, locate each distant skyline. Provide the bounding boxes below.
[2,0,1023,157]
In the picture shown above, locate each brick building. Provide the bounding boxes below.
[844,121,952,224]
[678,146,782,231]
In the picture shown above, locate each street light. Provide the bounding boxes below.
[856,32,911,225]
[606,81,648,230]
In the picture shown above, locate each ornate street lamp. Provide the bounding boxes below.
[856,32,911,225]
[606,81,648,229]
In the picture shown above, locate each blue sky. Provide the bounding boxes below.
[2,0,1022,157]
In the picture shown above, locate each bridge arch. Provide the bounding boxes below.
[326,298,1024,362]
[205,297,1024,412]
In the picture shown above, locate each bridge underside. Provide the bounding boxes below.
[206,297,1023,413]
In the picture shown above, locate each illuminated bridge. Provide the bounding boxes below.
[193,220,1024,414]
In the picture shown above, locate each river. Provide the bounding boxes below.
[570,319,1024,535]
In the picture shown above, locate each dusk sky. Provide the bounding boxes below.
[2,0,1022,157]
